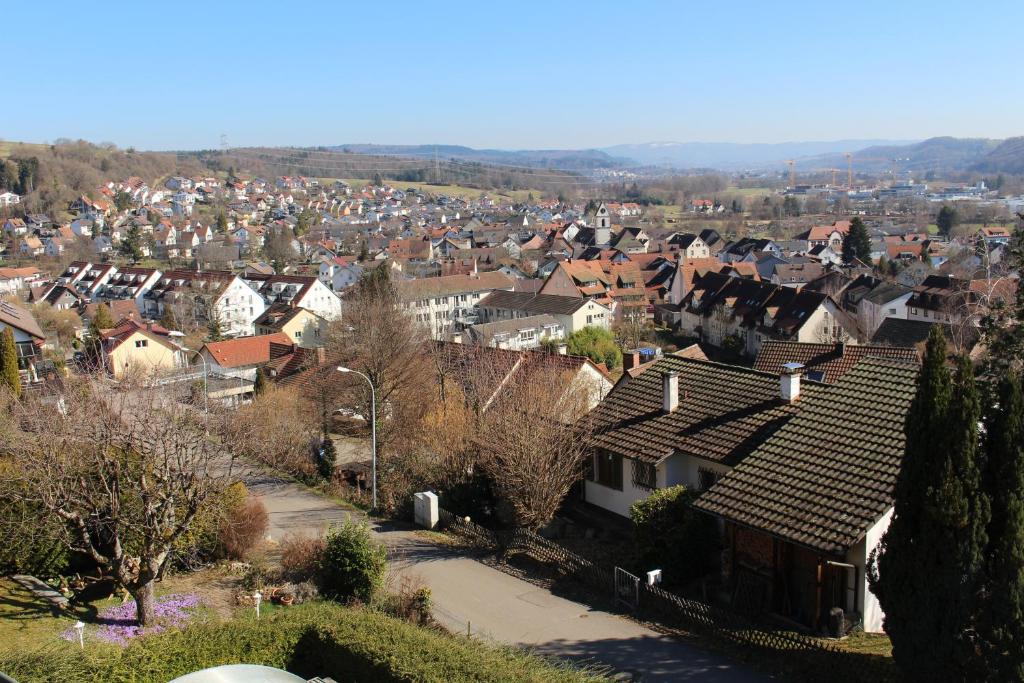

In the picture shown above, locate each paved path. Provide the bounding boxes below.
[243,468,770,682]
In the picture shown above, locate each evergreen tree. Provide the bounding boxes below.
[871,330,989,680]
[0,327,21,398]
[119,226,144,263]
[216,211,228,233]
[318,436,337,481]
[295,211,309,236]
[872,330,951,680]
[206,315,226,342]
[842,217,873,263]
[253,367,267,396]
[876,254,889,276]
[981,373,1024,679]
[92,303,115,330]
[936,205,959,237]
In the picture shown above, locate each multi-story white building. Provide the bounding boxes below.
[95,267,164,313]
[144,269,267,337]
[398,271,514,339]
[251,274,342,321]
[319,257,363,292]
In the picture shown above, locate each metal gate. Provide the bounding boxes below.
[614,566,640,610]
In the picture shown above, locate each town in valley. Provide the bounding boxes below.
[1,2,1022,682]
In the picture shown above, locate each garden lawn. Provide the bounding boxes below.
[0,569,239,656]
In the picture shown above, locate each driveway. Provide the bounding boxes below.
[242,467,769,682]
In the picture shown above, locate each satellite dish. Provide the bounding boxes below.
[168,664,307,683]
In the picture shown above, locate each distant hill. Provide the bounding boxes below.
[801,137,1004,175]
[973,137,1024,174]
[331,144,629,171]
[600,140,914,170]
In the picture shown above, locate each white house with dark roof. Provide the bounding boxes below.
[252,274,341,320]
[144,269,267,337]
[477,290,612,334]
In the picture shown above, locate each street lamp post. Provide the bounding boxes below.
[337,366,376,510]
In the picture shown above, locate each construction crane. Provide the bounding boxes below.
[827,168,839,187]
[844,153,853,187]
[785,159,796,187]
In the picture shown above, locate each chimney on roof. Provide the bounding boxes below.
[662,371,679,413]
[780,362,804,402]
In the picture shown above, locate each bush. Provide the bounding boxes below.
[218,497,269,560]
[280,534,325,583]
[630,485,719,587]
[0,492,70,577]
[318,522,387,603]
[565,326,622,370]
[381,573,433,625]
[0,603,603,683]
[175,481,258,566]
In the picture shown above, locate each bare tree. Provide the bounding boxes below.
[0,380,234,626]
[221,383,320,478]
[325,266,434,509]
[473,353,595,531]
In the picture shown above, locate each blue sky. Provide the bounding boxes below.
[4,1,1022,150]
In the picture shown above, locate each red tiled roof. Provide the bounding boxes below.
[201,333,292,368]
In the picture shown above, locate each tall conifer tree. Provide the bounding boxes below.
[982,373,1024,679]
[871,327,989,680]
[0,327,21,398]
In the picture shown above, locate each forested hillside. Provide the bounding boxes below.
[0,140,206,219]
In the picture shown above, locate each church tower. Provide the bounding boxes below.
[594,203,611,247]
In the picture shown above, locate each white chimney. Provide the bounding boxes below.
[780,362,804,402]
[662,371,680,413]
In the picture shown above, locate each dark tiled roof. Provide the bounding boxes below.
[587,356,826,465]
[694,358,919,556]
[753,341,919,384]
[682,271,827,337]
[862,281,911,305]
[0,301,45,339]
[870,318,952,348]
[478,290,594,315]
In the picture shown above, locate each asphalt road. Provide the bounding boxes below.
[242,467,770,683]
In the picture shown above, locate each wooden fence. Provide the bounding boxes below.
[436,507,889,683]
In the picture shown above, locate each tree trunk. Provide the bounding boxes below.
[134,581,157,627]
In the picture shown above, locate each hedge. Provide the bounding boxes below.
[0,602,606,682]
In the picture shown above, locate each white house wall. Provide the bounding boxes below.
[846,507,893,633]
[584,456,659,518]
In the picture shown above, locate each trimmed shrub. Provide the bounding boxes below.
[281,534,325,583]
[630,485,719,586]
[318,522,386,603]
[0,603,603,682]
